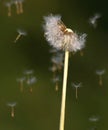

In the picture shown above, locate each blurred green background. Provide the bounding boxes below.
[0,0,108,130]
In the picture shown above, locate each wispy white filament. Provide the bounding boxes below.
[43,14,87,52]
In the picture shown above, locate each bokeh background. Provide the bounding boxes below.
[0,0,108,130]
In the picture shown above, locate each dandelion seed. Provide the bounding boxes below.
[5,2,13,17]
[18,0,24,14]
[24,69,34,82]
[49,65,57,78]
[96,69,105,86]
[7,102,17,118]
[16,77,26,92]
[26,76,37,93]
[89,115,100,122]
[89,13,101,28]
[14,29,27,43]
[52,76,60,91]
[51,52,64,72]
[43,14,87,130]
[72,82,82,99]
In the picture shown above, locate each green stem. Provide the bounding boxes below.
[59,50,69,130]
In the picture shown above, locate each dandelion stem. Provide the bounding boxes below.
[99,75,102,86]
[19,2,23,13]
[16,3,20,14]
[59,50,69,130]
[11,107,14,117]
[76,87,78,99]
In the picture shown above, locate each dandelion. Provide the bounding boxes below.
[52,76,60,91]
[72,82,82,99]
[16,77,26,92]
[43,14,87,130]
[26,76,37,93]
[7,102,17,118]
[5,2,13,17]
[89,13,101,28]
[96,69,105,86]
[14,29,27,43]
[89,115,100,122]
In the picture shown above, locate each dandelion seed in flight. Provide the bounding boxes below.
[18,0,24,14]
[16,77,26,92]
[52,75,60,91]
[49,65,57,78]
[89,115,100,122]
[26,76,37,93]
[7,102,17,118]
[89,13,101,28]
[96,69,105,86]
[14,29,27,43]
[72,82,82,99]
[5,2,13,17]
[51,52,64,72]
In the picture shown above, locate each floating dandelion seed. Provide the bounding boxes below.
[24,69,34,82]
[96,69,105,86]
[7,102,17,118]
[26,76,37,93]
[89,13,101,28]
[18,0,24,14]
[89,115,100,122]
[16,77,26,92]
[49,65,57,78]
[52,76,60,91]
[5,2,13,17]
[14,29,27,43]
[43,14,87,130]
[51,52,64,72]
[72,82,82,99]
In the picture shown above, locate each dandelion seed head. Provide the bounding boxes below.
[24,70,34,75]
[5,2,13,7]
[17,29,27,36]
[7,102,17,107]
[96,69,105,75]
[72,82,82,88]
[89,115,100,122]
[43,14,87,52]
[16,77,26,82]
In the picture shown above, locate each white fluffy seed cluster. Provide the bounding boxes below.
[43,14,87,52]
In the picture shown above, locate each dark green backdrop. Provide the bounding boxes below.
[0,0,108,130]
